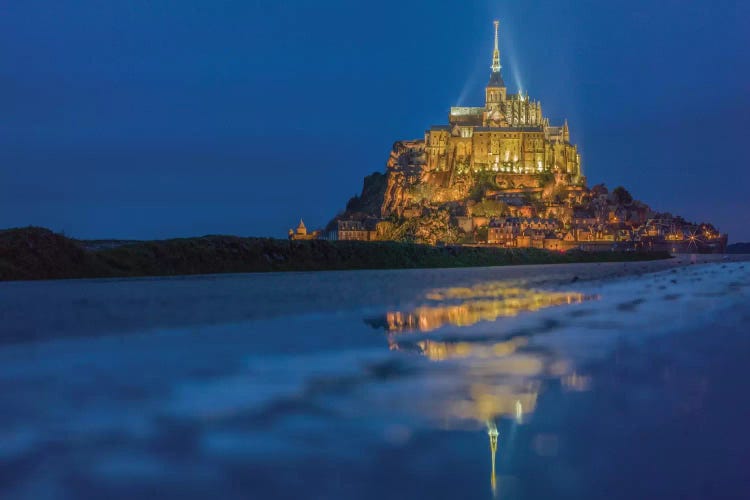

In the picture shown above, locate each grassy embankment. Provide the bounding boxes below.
[0,227,671,281]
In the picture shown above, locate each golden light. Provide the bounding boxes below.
[382,282,594,333]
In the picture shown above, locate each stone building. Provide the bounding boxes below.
[337,220,379,241]
[488,217,560,245]
[422,21,583,182]
[289,220,319,240]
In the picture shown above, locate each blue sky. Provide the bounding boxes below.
[2,0,749,240]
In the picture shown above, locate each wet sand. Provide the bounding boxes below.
[1,254,749,499]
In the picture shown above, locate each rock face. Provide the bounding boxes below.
[381,140,425,217]
[377,136,584,220]
[325,171,387,232]
[345,171,387,216]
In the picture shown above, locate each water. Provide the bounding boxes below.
[1,259,749,499]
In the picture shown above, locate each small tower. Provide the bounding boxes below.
[290,219,318,240]
[296,219,307,237]
[485,20,507,111]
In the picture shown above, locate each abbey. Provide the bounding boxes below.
[425,21,582,181]
[377,20,586,218]
[315,20,726,253]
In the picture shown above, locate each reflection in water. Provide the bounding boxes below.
[454,371,539,422]
[374,281,596,497]
[374,282,592,333]
[488,420,499,497]
[390,335,543,496]
[411,336,529,361]
[389,336,541,421]
[562,372,592,392]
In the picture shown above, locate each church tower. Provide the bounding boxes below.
[485,20,507,112]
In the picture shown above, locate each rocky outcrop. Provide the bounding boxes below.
[385,210,461,245]
[325,171,387,231]
[345,171,387,215]
[381,140,425,217]
[328,132,725,250]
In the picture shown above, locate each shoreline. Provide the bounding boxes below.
[1,226,676,282]
[4,227,747,283]
[3,254,748,347]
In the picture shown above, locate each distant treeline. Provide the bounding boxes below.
[0,227,671,281]
[727,242,750,254]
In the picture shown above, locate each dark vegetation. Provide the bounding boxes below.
[727,242,750,254]
[0,227,671,281]
[612,186,634,206]
[469,171,500,201]
[471,199,509,217]
[0,227,112,280]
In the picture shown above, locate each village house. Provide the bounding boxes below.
[337,219,379,241]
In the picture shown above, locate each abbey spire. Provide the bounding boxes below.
[491,20,501,73]
[486,20,506,91]
[485,20,506,109]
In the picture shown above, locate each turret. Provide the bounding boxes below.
[295,219,307,236]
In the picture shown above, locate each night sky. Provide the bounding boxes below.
[2,1,749,241]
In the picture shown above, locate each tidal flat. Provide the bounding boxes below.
[0,255,749,499]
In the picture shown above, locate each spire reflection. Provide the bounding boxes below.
[488,420,499,497]
[370,280,597,497]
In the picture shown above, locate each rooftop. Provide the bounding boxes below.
[487,71,505,88]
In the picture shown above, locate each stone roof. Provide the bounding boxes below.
[474,126,544,132]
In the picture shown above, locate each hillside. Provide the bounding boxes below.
[0,227,112,280]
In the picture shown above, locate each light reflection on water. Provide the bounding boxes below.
[391,334,544,496]
[371,281,599,497]
[372,282,594,333]
[2,261,749,499]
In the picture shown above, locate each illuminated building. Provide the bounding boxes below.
[381,20,585,218]
[427,21,583,178]
[328,20,726,252]
[288,219,320,240]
